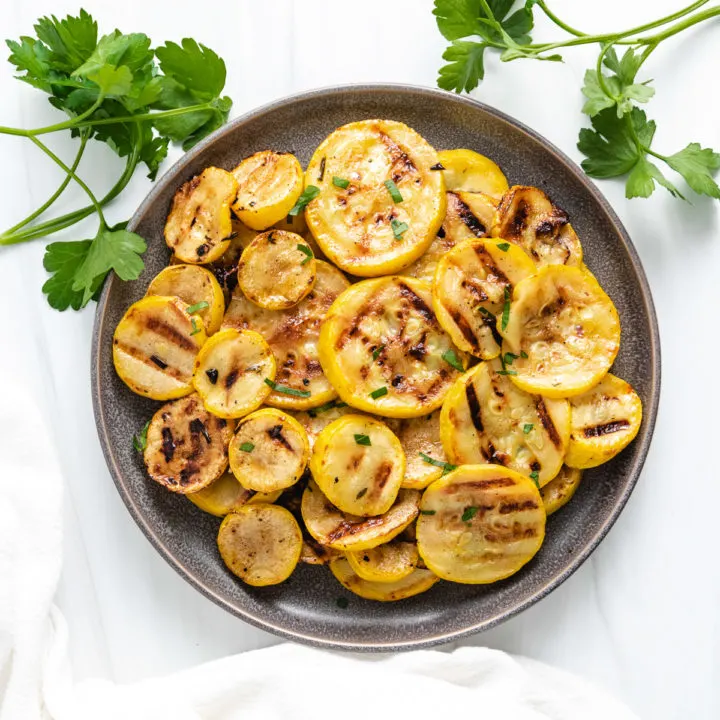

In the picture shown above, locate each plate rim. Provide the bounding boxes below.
[91,82,661,651]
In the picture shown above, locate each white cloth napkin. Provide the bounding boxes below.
[0,382,640,720]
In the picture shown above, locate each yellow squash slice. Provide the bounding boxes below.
[437,149,509,199]
[346,541,419,582]
[432,237,536,358]
[386,411,449,490]
[565,373,642,469]
[402,191,496,282]
[164,167,238,263]
[143,394,233,494]
[217,504,302,586]
[330,557,438,601]
[305,119,446,276]
[146,264,225,335]
[206,219,257,301]
[440,360,570,486]
[492,185,583,268]
[231,150,304,230]
[501,265,621,398]
[228,408,310,493]
[192,328,275,418]
[310,415,405,516]
[187,471,280,517]
[237,229,317,309]
[223,260,350,410]
[417,464,546,584]
[318,276,467,418]
[540,465,583,515]
[301,479,419,551]
[113,295,206,400]
[290,402,352,450]
[300,538,342,565]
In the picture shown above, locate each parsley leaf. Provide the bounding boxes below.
[34,10,98,74]
[154,38,226,100]
[626,156,683,200]
[462,506,479,522]
[354,434,372,446]
[442,348,464,372]
[132,419,150,452]
[42,240,95,311]
[438,41,487,93]
[665,143,720,199]
[239,442,255,453]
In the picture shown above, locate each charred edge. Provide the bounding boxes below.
[397,282,437,326]
[536,205,570,234]
[161,427,176,462]
[146,316,197,352]
[189,418,211,444]
[268,424,293,452]
[465,382,484,433]
[583,419,630,438]
[225,369,239,389]
[536,399,562,448]
[327,516,386,543]
[457,198,487,237]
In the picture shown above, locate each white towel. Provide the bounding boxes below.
[0,382,640,720]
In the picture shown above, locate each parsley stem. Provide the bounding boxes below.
[535,1,587,37]
[595,44,617,101]
[636,6,720,45]
[0,94,105,138]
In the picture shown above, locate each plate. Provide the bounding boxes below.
[92,84,660,650]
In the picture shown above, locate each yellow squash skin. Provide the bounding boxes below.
[330,557,438,601]
[223,260,349,410]
[192,328,275,419]
[310,415,405,516]
[417,464,546,584]
[565,373,642,468]
[146,264,225,335]
[113,295,206,400]
[437,149,509,199]
[304,119,446,276]
[143,394,233,494]
[440,359,570,487]
[492,185,583,268]
[346,541,419,582]
[432,237,536,358]
[217,504,303,586]
[301,479,419,551]
[237,229,317,310]
[501,265,621,398]
[164,167,238,264]
[318,276,468,418]
[228,408,310,493]
[231,151,304,230]
[540,465,583,515]
[187,471,280,517]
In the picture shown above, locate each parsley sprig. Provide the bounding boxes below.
[434,0,720,201]
[0,10,233,310]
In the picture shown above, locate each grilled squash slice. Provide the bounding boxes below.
[231,151,304,231]
[207,219,257,301]
[402,191,497,282]
[565,373,642,469]
[346,541,419,582]
[310,415,405,516]
[437,149,509,199]
[290,402,352,450]
[228,408,309,493]
[113,295,206,400]
[301,479,420,551]
[492,186,583,268]
[330,557,438,601]
[164,167,238,264]
[540,465,582,515]
[440,359,570,486]
[432,238,536,358]
[146,264,225,336]
[318,276,467,418]
[300,538,342,565]
[237,230,317,309]
[187,470,280,517]
[417,464,546,584]
[192,328,275,418]
[304,119,446,276]
[217,504,302,586]
[501,266,621,398]
[386,411,449,489]
[144,394,233,494]
[223,260,350,410]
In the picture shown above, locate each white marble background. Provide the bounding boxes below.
[0,1,718,717]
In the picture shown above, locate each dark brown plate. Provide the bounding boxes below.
[92,85,660,650]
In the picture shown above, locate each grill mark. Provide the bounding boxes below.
[481,315,504,347]
[508,199,529,238]
[451,309,478,350]
[318,156,326,181]
[225,369,239,389]
[179,462,200,486]
[161,428,176,462]
[114,343,185,381]
[536,398,562,448]
[268,424,293,451]
[461,277,489,303]
[465,382,484,433]
[327,516,386,542]
[584,419,630,438]
[145,315,196,352]
[150,354,168,369]
[378,131,418,180]
[373,461,393,491]
[397,282,437,327]
[457,198,487,237]
[448,478,515,491]
[189,418,211,444]
[498,500,539,514]
[487,441,508,466]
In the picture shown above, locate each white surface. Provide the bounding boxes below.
[0,1,717,718]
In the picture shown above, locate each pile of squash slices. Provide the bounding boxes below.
[113,119,642,601]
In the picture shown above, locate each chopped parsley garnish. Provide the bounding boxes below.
[239,442,255,452]
[390,219,409,239]
[497,369,517,376]
[186,301,210,314]
[496,242,511,252]
[461,506,479,522]
[336,597,349,609]
[308,400,348,418]
[420,509,437,515]
[289,185,320,216]
[442,348,464,372]
[501,285,511,331]
[369,386,388,399]
[190,317,202,336]
[332,176,350,189]
[503,352,519,365]
[521,350,529,359]
[354,434,371,446]
[297,243,314,264]
[530,471,540,487]
[372,345,385,361]
[384,179,403,203]
[264,378,311,397]
[523,423,534,434]
[419,452,457,476]
[132,420,150,452]
[478,306,496,319]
